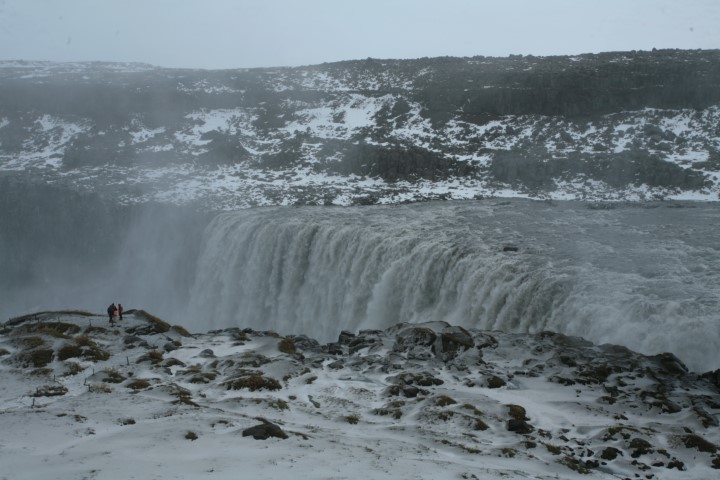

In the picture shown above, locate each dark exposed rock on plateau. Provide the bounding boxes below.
[242,422,288,440]
[507,419,534,434]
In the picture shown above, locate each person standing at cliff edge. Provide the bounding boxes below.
[118,303,124,321]
[107,303,117,325]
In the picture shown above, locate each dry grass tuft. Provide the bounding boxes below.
[134,310,171,333]
[33,385,68,397]
[223,372,281,392]
[171,325,193,337]
[278,337,296,354]
[126,379,151,391]
[63,362,85,376]
[58,337,110,362]
[19,336,46,349]
[26,322,82,337]
[682,434,718,453]
[435,395,457,407]
[102,369,127,384]
[84,326,108,335]
[88,383,113,394]
[507,404,529,421]
[148,350,164,362]
[23,348,54,368]
[344,414,360,424]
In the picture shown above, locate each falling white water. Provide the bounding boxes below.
[187,200,720,372]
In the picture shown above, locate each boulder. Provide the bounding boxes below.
[242,422,288,440]
[433,326,474,361]
[291,334,321,352]
[387,371,444,387]
[123,335,149,348]
[328,360,345,370]
[629,437,653,457]
[325,343,344,355]
[338,331,356,345]
[486,375,507,388]
[650,352,688,376]
[386,384,427,398]
[507,419,534,434]
[199,348,215,358]
[348,335,380,354]
[392,326,437,353]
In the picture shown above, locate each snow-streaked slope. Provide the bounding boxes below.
[2,53,719,210]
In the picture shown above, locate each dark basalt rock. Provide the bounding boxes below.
[486,375,507,388]
[124,325,161,336]
[291,334,321,352]
[558,355,577,367]
[600,446,622,460]
[474,333,498,350]
[650,352,688,376]
[242,422,288,440]
[392,326,437,352]
[338,330,356,345]
[387,384,427,398]
[348,335,380,354]
[433,326,474,361]
[507,419,534,434]
[629,437,653,457]
[324,343,344,355]
[327,360,345,370]
[387,371,444,387]
[681,434,718,454]
[123,335,144,345]
[700,369,720,390]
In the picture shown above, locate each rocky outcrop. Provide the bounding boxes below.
[242,422,288,440]
[434,326,475,361]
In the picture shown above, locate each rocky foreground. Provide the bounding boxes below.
[1,310,719,479]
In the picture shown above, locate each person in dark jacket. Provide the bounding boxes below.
[118,303,124,321]
[107,303,117,324]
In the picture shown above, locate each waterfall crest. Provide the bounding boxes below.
[187,201,720,372]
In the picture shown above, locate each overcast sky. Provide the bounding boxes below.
[0,0,718,69]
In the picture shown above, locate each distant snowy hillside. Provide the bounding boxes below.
[1,50,719,209]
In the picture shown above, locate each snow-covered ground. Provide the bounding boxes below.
[1,311,718,479]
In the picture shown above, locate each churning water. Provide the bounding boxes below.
[2,190,717,372]
[186,199,720,372]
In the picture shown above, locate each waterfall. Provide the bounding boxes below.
[187,201,720,372]
[189,207,563,339]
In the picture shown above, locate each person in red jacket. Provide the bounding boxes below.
[118,303,124,321]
